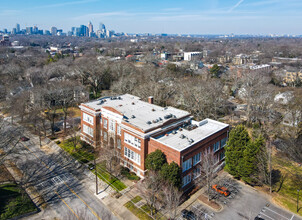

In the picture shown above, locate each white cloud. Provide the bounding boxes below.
[228,0,244,12]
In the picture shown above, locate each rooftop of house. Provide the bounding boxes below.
[153,118,229,152]
[82,94,191,132]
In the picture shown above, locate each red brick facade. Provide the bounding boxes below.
[80,96,229,188]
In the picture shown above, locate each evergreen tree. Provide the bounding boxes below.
[242,135,266,185]
[241,141,260,185]
[160,162,181,188]
[145,149,167,171]
[210,64,221,78]
[225,125,250,179]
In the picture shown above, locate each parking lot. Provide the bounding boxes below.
[257,203,301,220]
[207,177,242,206]
[180,173,302,220]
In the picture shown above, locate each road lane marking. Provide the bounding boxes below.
[54,191,80,220]
[64,184,102,220]
[264,207,289,219]
[22,143,102,220]
[260,212,275,220]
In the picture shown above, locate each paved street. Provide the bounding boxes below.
[3,123,117,220]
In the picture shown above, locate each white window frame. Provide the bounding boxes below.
[83,124,93,137]
[124,132,141,149]
[221,137,227,148]
[83,113,94,125]
[193,152,201,166]
[220,151,225,161]
[117,124,121,136]
[182,158,192,172]
[193,167,201,179]
[103,118,108,129]
[109,119,115,132]
[124,147,141,165]
[213,141,220,152]
[182,174,192,187]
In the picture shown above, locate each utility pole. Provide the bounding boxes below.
[269,139,272,195]
[94,157,98,195]
[297,189,300,213]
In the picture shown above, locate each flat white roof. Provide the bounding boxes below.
[83,94,190,132]
[153,119,229,152]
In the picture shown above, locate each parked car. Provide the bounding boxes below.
[181,209,196,220]
[212,184,230,197]
[20,136,30,142]
[53,126,61,132]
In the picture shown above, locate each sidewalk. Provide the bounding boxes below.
[42,136,139,220]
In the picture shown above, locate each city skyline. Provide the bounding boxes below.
[0,0,302,35]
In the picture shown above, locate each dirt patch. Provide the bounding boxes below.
[198,194,222,211]
[0,165,15,183]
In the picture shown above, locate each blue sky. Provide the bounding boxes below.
[1,0,302,35]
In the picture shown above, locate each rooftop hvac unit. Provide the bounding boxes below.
[146,121,152,125]
[131,115,136,119]
[199,120,208,126]
[180,134,185,139]
[172,130,177,134]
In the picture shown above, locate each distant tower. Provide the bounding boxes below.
[88,21,93,37]
[16,23,20,33]
[51,26,57,36]
[99,23,105,31]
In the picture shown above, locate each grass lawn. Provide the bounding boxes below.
[59,138,127,191]
[124,196,153,220]
[94,163,127,191]
[59,138,95,163]
[272,154,302,216]
[0,183,37,220]
[124,196,166,220]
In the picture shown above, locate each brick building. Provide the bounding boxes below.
[80,94,229,189]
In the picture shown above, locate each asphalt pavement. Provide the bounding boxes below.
[3,122,117,220]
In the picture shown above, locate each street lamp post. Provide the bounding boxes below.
[297,189,300,213]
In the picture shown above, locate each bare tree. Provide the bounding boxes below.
[137,170,163,218]
[0,117,23,165]
[200,149,217,201]
[162,182,183,220]
[98,145,121,177]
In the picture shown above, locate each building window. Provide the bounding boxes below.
[83,113,94,125]
[193,152,201,166]
[117,139,121,149]
[182,174,191,187]
[213,141,220,152]
[103,118,108,129]
[109,120,115,132]
[103,131,107,141]
[124,147,141,165]
[221,137,227,148]
[83,124,93,137]
[220,151,225,161]
[117,124,121,136]
[182,158,192,172]
[124,133,141,149]
[193,167,201,179]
